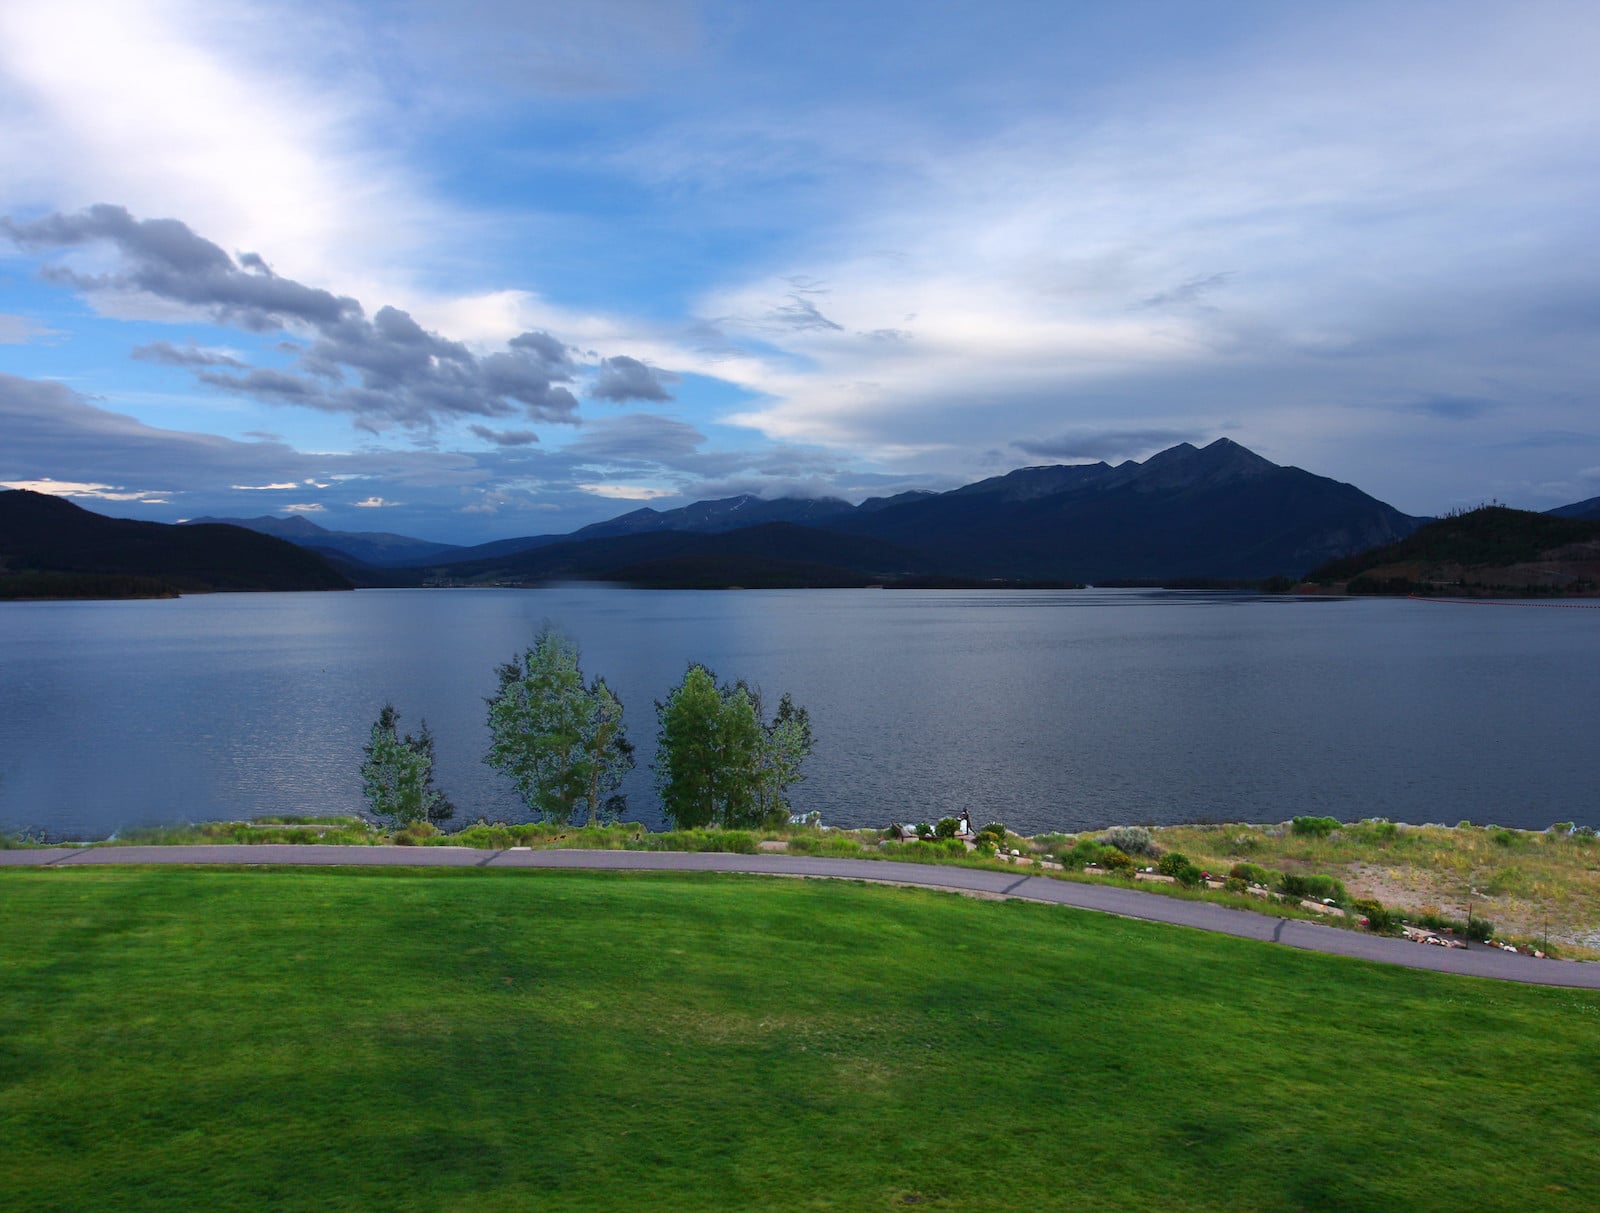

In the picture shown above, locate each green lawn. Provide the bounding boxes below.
[2,868,1596,1212]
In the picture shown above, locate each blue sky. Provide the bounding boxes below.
[3,0,1598,544]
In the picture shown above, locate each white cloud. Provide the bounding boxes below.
[352,496,395,508]
[0,0,444,305]
[0,477,167,502]
[576,483,675,501]
[0,313,60,343]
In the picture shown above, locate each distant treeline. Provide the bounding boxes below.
[0,572,183,600]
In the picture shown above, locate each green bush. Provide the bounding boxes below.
[1058,839,1103,869]
[1291,816,1340,838]
[1157,853,1191,878]
[1099,826,1154,856]
[392,821,440,846]
[1465,916,1495,943]
[1278,873,1310,899]
[1302,874,1346,903]
[1101,850,1135,874]
[1492,828,1521,848]
[915,822,936,841]
[935,817,960,839]
[1229,862,1272,885]
[788,833,863,857]
[1223,876,1248,894]
[1353,898,1397,933]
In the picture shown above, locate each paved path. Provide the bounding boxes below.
[6,845,1598,990]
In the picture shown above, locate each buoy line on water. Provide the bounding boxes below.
[1406,594,1600,609]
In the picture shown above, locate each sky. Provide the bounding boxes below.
[2,0,1598,544]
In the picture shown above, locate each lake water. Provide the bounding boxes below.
[1,587,1596,840]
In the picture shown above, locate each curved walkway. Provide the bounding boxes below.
[7,844,1598,990]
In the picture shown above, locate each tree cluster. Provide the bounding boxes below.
[359,705,455,827]
[653,664,813,830]
[360,627,813,832]
[483,627,634,826]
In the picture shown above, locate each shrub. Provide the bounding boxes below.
[785,834,821,855]
[1491,828,1521,848]
[1353,898,1396,933]
[1223,876,1248,894]
[1278,873,1310,899]
[1157,853,1192,878]
[1100,850,1135,874]
[1291,815,1340,838]
[915,822,935,840]
[1465,916,1495,943]
[1302,874,1347,903]
[1549,822,1575,835]
[392,821,440,846]
[1229,862,1271,885]
[1575,825,1597,840]
[978,822,1007,840]
[1099,825,1154,857]
[639,830,758,854]
[1060,839,1104,870]
[935,817,960,839]
[975,840,997,858]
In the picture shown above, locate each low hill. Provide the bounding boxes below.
[425,522,932,588]
[185,514,463,566]
[0,490,353,597]
[1303,506,1600,595]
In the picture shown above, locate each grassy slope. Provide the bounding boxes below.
[1150,821,1600,952]
[3,868,1597,1212]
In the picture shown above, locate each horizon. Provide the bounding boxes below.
[3,2,1599,544]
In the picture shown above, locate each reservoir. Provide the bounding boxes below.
[1,587,1595,839]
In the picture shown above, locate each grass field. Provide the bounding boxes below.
[3,867,1597,1211]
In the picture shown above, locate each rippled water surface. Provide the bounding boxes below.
[2,587,1595,839]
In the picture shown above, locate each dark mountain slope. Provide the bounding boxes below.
[828,438,1419,581]
[0,490,352,596]
[1549,495,1600,521]
[1304,506,1600,595]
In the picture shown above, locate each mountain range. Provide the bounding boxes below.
[14,438,1600,596]
[192,438,1430,584]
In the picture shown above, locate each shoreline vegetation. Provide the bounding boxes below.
[10,813,1597,960]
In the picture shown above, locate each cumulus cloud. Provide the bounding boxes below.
[5,205,587,434]
[590,354,675,402]
[4,204,358,330]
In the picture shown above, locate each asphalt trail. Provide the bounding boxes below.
[5,845,1597,989]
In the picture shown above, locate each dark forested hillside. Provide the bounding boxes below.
[0,490,353,597]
